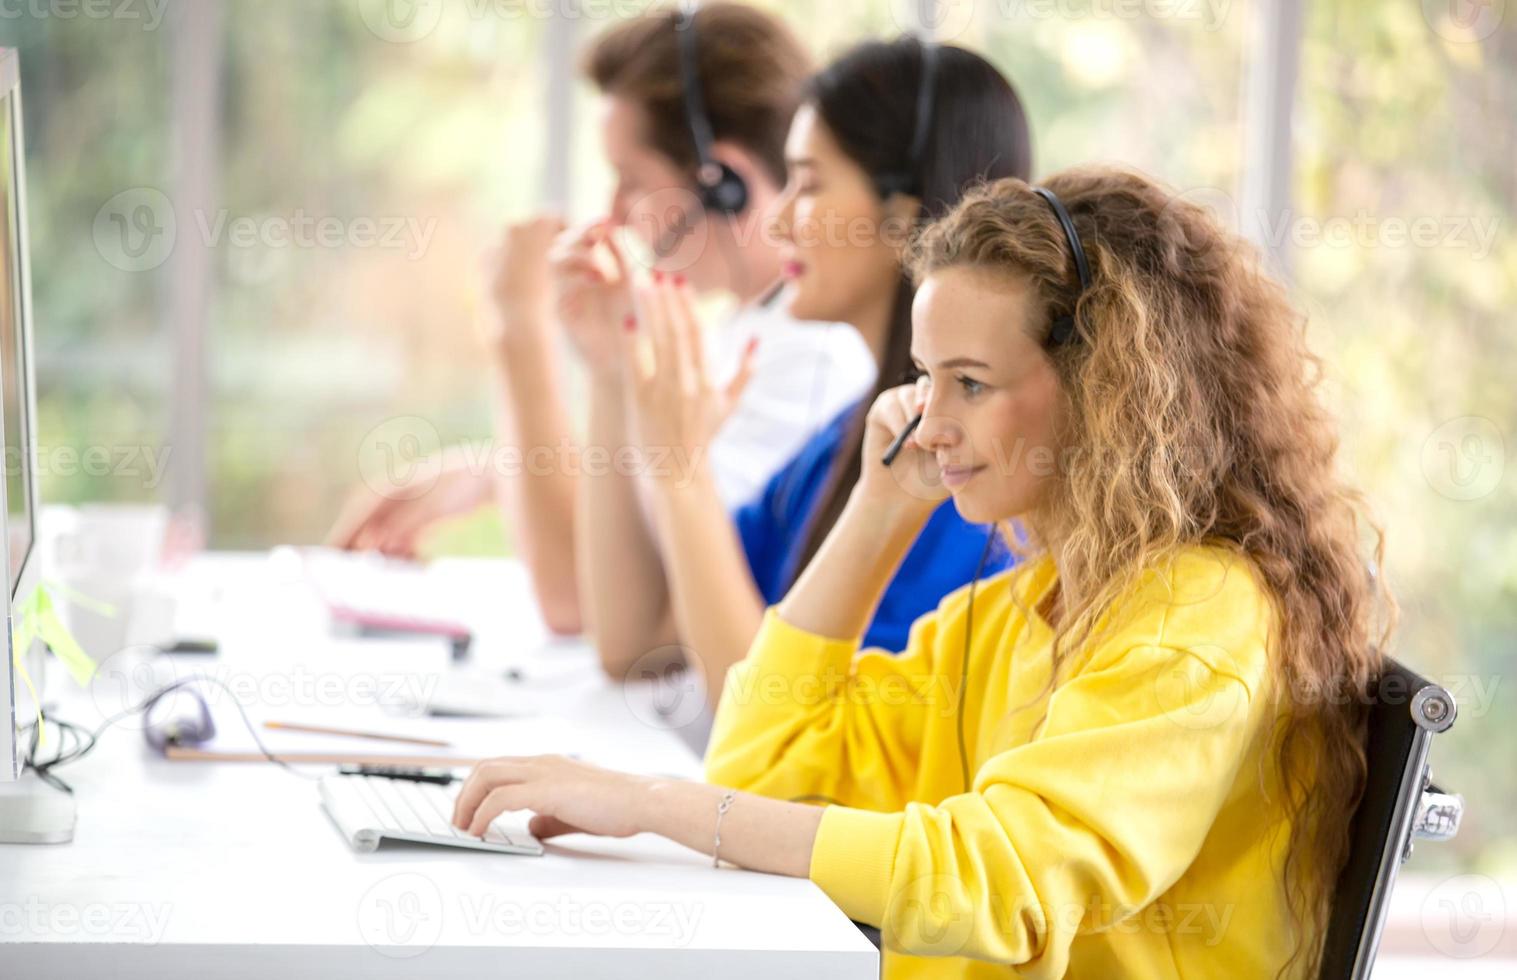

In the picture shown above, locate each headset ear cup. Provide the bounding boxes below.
[1048,314,1076,347]
[699,163,749,216]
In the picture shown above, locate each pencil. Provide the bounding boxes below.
[881,412,924,466]
[263,720,451,748]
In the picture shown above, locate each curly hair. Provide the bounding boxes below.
[908,167,1395,979]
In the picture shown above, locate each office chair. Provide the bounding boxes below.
[1319,657,1464,979]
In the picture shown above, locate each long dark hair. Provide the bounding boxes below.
[792,37,1033,575]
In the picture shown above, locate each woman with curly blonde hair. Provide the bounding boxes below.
[452,166,1391,980]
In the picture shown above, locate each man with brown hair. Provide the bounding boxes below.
[328,4,875,637]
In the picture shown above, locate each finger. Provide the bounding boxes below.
[599,228,630,287]
[617,306,649,385]
[873,386,912,431]
[895,390,927,451]
[547,222,601,264]
[375,538,418,561]
[528,814,584,840]
[323,491,391,549]
[375,525,423,560]
[642,282,676,382]
[550,256,606,284]
[668,279,706,389]
[352,508,408,556]
[372,499,443,558]
[468,784,538,838]
[663,280,698,394]
[723,336,759,409]
[895,383,918,418]
[452,758,531,829]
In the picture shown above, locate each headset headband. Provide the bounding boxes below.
[677,9,716,174]
[876,38,939,200]
[675,7,748,215]
[1032,186,1091,346]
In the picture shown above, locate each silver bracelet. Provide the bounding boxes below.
[712,790,736,868]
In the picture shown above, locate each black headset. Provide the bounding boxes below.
[1032,186,1092,346]
[874,38,940,201]
[949,189,1089,791]
[675,8,750,216]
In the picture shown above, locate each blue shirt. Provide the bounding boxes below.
[734,405,1014,652]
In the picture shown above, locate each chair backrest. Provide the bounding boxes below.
[1318,657,1457,979]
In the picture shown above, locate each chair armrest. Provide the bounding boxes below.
[1412,784,1463,843]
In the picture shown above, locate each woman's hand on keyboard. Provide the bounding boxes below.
[452,754,652,841]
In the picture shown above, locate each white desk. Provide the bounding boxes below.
[0,553,879,978]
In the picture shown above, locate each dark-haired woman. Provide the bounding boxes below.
[585,38,1033,705]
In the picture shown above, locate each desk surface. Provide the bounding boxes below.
[0,553,878,978]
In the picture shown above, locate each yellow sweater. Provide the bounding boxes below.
[706,546,1315,979]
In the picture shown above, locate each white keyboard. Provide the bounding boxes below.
[319,774,543,856]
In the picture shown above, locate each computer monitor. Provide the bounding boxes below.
[0,48,41,783]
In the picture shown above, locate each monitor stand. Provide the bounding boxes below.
[0,776,76,844]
